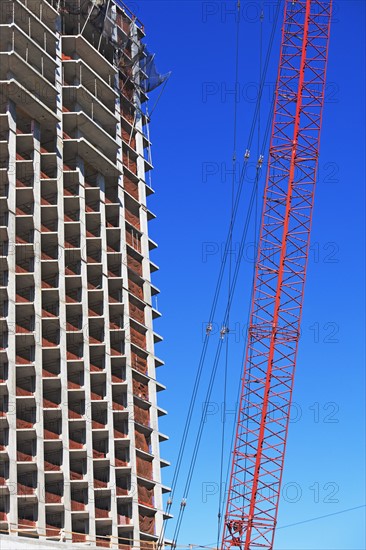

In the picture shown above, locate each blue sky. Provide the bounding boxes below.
[126,1,365,548]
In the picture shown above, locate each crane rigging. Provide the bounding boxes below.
[222,0,333,549]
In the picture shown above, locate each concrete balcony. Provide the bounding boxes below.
[64,194,80,217]
[92,417,107,431]
[148,236,158,252]
[145,179,155,197]
[17,481,37,497]
[128,274,144,302]
[70,468,86,482]
[15,285,35,304]
[64,208,80,223]
[0,219,8,244]
[150,282,160,297]
[107,259,122,279]
[93,470,109,490]
[41,295,59,318]
[40,188,57,208]
[69,432,85,451]
[15,376,35,399]
[17,517,38,530]
[63,82,117,130]
[0,475,9,493]
[151,305,161,321]
[16,417,35,431]
[110,340,124,358]
[123,175,139,202]
[64,137,121,177]
[65,285,82,305]
[95,536,112,548]
[16,197,34,217]
[130,350,148,376]
[90,383,106,402]
[85,196,100,214]
[43,389,61,410]
[42,357,60,377]
[153,331,163,345]
[63,111,118,163]
[44,448,62,472]
[15,344,35,367]
[0,380,9,399]
[71,499,87,513]
[0,50,57,112]
[135,453,153,481]
[40,219,57,241]
[0,141,8,168]
[43,427,61,441]
[143,154,153,173]
[106,213,120,229]
[0,23,57,85]
[122,155,139,184]
[109,315,125,332]
[0,3,57,66]
[126,249,143,278]
[94,507,111,520]
[42,331,60,349]
[86,227,101,246]
[64,180,79,197]
[124,204,140,231]
[149,258,159,275]
[111,395,127,413]
[5,0,58,35]
[45,524,61,538]
[89,314,104,338]
[93,446,108,461]
[16,201,34,234]
[62,35,117,88]
[72,533,88,543]
[15,256,34,277]
[16,450,36,464]
[0,111,9,133]
[114,428,128,441]
[15,148,34,180]
[87,275,103,292]
[68,402,84,421]
[154,354,164,368]
[41,150,57,175]
[41,272,58,290]
[64,233,81,250]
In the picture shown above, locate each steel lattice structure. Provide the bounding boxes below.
[222,1,332,548]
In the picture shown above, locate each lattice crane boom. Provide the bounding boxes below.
[222,1,332,548]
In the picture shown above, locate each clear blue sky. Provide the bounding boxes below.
[128,1,365,548]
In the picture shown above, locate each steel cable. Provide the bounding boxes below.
[158,1,282,547]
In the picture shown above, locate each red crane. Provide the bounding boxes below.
[222,1,333,548]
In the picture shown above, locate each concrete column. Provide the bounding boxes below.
[6,99,18,533]
[33,119,46,535]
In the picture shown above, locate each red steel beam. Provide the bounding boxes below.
[222,1,332,548]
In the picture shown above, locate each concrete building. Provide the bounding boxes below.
[0,1,170,548]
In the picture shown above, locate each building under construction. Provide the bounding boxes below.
[0,0,337,549]
[0,0,170,548]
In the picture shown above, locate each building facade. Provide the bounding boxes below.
[0,1,169,548]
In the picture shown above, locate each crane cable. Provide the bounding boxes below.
[171,100,275,549]
[218,3,266,536]
[217,1,241,547]
[162,0,281,537]
[158,2,282,547]
[219,4,300,534]
[241,0,265,520]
